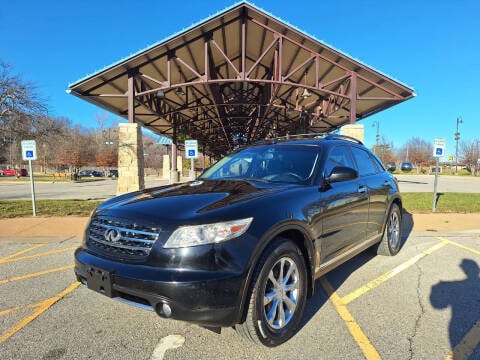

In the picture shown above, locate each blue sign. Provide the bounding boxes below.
[185,140,198,159]
[433,138,446,158]
[21,140,37,161]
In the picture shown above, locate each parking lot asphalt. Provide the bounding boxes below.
[1,215,479,359]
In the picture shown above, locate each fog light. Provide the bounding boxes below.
[162,303,172,318]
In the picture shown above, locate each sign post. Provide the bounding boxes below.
[432,138,446,212]
[21,140,37,216]
[185,140,198,179]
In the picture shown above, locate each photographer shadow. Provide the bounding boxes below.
[430,259,480,359]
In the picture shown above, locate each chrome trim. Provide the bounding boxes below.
[315,234,381,278]
[87,216,160,258]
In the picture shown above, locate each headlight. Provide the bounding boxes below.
[164,217,253,248]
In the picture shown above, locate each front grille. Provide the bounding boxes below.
[87,216,159,258]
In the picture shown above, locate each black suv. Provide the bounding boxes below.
[74,134,402,346]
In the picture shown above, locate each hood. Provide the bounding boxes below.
[95,179,290,223]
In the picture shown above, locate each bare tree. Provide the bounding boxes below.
[143,136,168,175]
[397,137,433,172]
[0,62,46,161]
[460,139,480,176]
[373,136,396,165]
[96,146,118,169]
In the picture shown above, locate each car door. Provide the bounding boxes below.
[350,146,389,241]
[319,145,369,262]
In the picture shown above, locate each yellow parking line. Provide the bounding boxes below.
[320,277,381,360]
[0,265,75,285]
[342,241,448,305]
[0,305,23,317]
[445,319,480,360]
[0,281,80,344]
[0,243,47,261]
[437,237,480,255]
[0,246,77,264]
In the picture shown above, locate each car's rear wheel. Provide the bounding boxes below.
[377,203,402,256]
[235,239,307,346]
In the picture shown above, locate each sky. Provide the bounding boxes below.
[1,0,479,159]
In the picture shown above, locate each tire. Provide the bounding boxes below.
[377,203,402,256]
[235,239,307,346]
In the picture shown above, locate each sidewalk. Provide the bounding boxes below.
[0,216,89,238]
[0,213,479,239]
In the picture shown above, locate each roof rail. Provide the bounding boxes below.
[324,134,363,144]
[253,133,363,145]
[254,133,326,145]
[275,133,326,141]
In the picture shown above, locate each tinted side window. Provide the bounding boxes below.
[324,146,355,176]
[351,147,378,176]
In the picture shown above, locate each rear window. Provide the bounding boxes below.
[351,147,379,176]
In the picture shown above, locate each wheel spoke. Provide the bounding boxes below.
[268,270,278,288]
[283,262,297,284]
[284,281,299,292]
[283,293,297,313]
[266,298,280,325]
[279,259,285,283]
[264,290,276,306]
[278,300,286,326]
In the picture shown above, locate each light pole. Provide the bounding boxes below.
[455,117,463,173]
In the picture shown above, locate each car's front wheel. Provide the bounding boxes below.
[235,239,307,346]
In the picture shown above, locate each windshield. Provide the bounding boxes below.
[200,145,319,184]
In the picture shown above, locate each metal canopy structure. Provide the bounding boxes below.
[69,1,414,157]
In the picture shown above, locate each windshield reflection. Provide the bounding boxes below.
[200,145,319,184]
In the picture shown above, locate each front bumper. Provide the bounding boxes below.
[74,248,245,327]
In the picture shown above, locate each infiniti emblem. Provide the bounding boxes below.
[104,228,121,242]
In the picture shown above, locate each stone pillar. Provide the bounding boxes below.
[340,124,364,143]
[175,155,183,182]
[116,123,145,195]
[162,154,170,179]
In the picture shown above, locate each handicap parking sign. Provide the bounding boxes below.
[21,140,37,161]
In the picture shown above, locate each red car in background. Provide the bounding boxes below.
[0,168,28,177]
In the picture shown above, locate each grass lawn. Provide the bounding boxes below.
[0,200,102,218]
[401,192,480,213]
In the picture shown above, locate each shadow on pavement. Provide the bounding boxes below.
[430,258,480,358]
[299,210,414,333]
[402,210,414,243]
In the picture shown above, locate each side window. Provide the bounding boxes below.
[351,147,378,176]
[324,146,355,176]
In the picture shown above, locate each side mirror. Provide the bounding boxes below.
[326,166,358,183]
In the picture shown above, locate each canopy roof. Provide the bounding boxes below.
[69,1,414,157]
